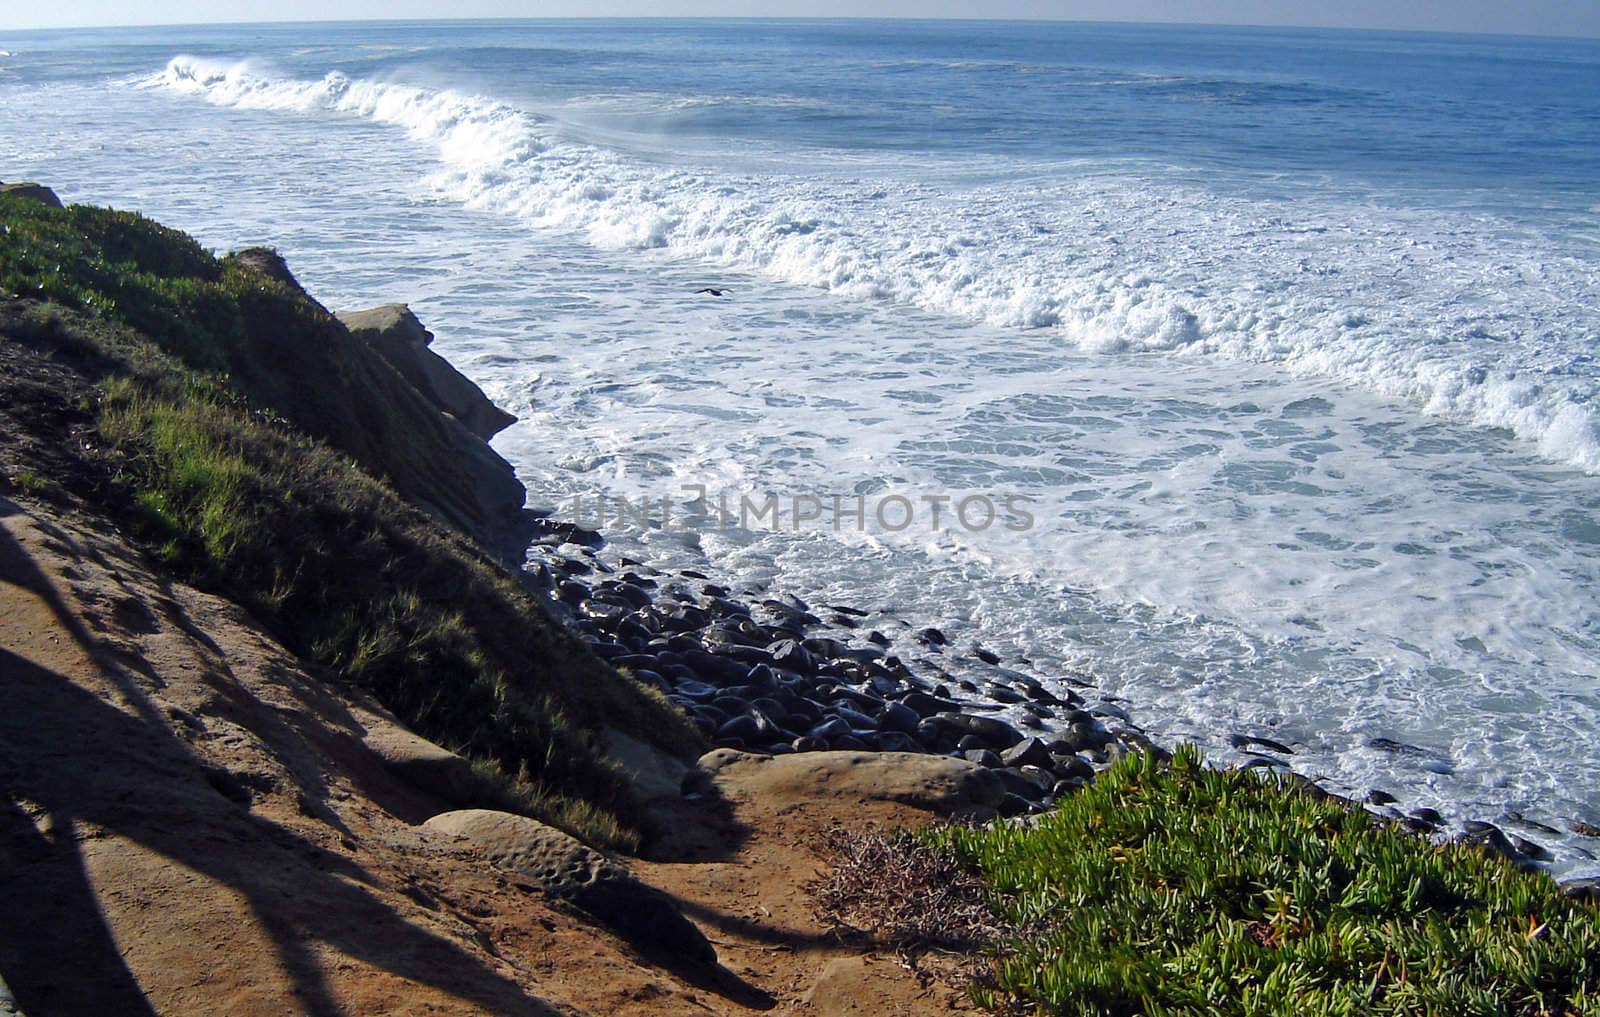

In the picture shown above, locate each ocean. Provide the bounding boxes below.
[2,18,1598,873]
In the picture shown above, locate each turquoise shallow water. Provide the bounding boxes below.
[2,19,1598,873]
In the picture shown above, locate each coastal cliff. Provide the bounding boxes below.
[3,185,1597,1017]
[0,184,1008,1016]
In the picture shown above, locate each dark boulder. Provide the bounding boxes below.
[877,700,921,735]
[1001,737,1055,771]
[936,712,1025,751]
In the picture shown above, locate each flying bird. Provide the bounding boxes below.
[694,287,730,297]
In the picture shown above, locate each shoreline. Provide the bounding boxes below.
[502,424,1593,882]
[320,294,1162,819]
[7,21,1600,895]
[522,525,1143,819]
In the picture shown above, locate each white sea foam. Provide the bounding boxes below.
[455,242,1600,869]
[141,55,1600,475]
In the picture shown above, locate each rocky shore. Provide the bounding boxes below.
[522,536,1139,819]
[8,178,1581,874]
[328,295,1146,821]
[324,268,1588,882]
[0,182,1016,1015]
[513,512,1600,885]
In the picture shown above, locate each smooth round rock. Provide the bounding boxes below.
[878,701,921,735]
[1001,737,1055,771]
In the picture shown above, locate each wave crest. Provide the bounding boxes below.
[141,56,1600,474]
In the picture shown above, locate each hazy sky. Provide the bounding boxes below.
[3,1,1599,38]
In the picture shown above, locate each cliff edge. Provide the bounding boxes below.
[0,184,993,1016]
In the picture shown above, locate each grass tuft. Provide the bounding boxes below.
[10,470,50,495]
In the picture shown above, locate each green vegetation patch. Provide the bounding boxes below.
[1,194,705,852]
[1,193,510,544]
[0,198,241,370]
[939,746,1600,1016]
[91,351,700,852]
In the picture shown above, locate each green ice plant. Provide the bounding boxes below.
[938,745,1600,1016]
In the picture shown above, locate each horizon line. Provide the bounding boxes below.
[2,14,1597,43]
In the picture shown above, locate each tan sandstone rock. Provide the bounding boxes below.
[697,748,1005,821]
[356,707,478,805]
[423,809,716,966]
[604,726,691,803]
[340,304,517,441]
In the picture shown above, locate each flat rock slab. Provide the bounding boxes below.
[424,809,617,898]
[423,809,715,966]
[699,749,1003,821]
[604,726,690,803]
[358,710,477,805]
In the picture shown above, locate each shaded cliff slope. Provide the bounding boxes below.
[0,188,702,850]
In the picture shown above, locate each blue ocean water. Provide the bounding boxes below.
[2,19,1598,871]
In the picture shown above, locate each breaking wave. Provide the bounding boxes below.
[144,54,1600,473]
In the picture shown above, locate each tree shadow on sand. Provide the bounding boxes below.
[0,506,564,1017]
